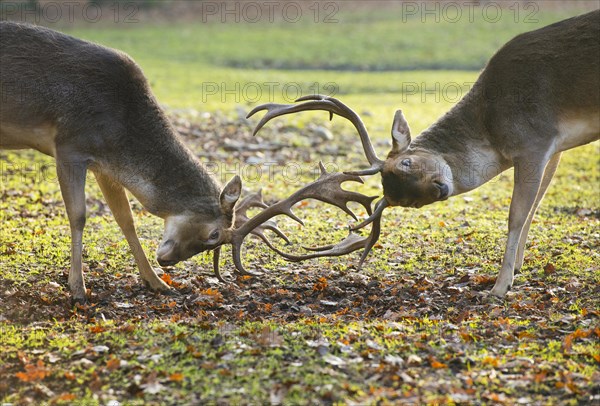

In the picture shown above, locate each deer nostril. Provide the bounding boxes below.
[157,239,175,259]
[434,181,449,198]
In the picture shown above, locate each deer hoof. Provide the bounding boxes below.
[143,277,171,293]
[484,293,505,305]
[489,285,510,300]
[71,295,88,307]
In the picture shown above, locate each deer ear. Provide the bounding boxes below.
[391,110,411,153]
[220,175,242,216]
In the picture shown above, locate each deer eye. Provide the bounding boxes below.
[401,159,411,167]
[208,230,220,241]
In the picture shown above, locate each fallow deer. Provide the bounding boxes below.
[246,10,600,298]
[0,22,251,304]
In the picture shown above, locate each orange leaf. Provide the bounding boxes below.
[15,360,49,382]
[534,371,547,383]
[169,373,184,382]
[430,360,447,369]
[567,381,580,394]
[201,288,221,297]
[167,301,177,308]
[313,277,328,291]
[564,334,573,353]
[161,273,173,285]
[89,325,105,334]
[572,328,591,339]
[473,275,495,285]
[106,358,120,371]
[64,371,76,380]
[482,356,500,367]
[57,393,77,401]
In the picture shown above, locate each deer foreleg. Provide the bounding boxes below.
[95,173,170,293]
[490,157,551,298]
[514,152,562,273]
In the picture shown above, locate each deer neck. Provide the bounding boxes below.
[96,108,221,219]
[411,94,511,195]
[125,144,221,218]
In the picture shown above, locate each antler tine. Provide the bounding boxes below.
[263,198,387,271]
[271,232,369,261]
[212,190,291,281]
[228,162,379,275]
[212,246,226,282]
[357,198,385,268]
[247,99,340,137]
[270,198,387,268]
[234,189,268,215]
[247,94,384,172]
[351,198,389,231]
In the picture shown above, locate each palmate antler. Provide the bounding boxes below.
[248,94,385,176]
[213,162,380,279]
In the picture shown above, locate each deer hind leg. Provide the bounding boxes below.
[490,156,553,298]
[56,159,88,304]
[514,152,562,273]
[94,173,170,293]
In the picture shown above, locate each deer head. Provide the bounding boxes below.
[156,175,242,266]
[382,109,453,208]
[239,95,456,269]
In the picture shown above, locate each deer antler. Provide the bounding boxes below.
[211,190,277,281]
[216,95,394,277]
[247,94,385,176]
[267,197,389,268]
[214,162,381,278]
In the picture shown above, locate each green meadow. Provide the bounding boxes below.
[1,3,598,404]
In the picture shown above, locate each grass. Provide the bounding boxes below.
[60,3,590,111]
[1,3,599,404]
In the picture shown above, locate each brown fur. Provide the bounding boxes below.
[0,22,241,302]
[382,10,599,296]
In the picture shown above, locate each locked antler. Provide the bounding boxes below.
[214,162,380,278]
[225,95,392,273]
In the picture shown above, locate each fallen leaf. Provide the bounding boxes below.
[169,373,184,382]
[313,277,328,291]
[543,263,556,275]
[430,359,447,369]
[160,274,173,285]
[89,325,105,334]
[106,357,120,371]
[15,360,49,382]
[323,354,346,366]
[56,393,76,401]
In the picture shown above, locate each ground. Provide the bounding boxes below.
[1,3,599,404]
